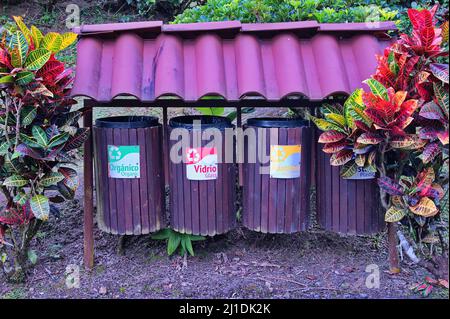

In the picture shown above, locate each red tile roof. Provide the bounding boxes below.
[71,20,396,103]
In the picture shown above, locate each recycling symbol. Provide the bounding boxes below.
[187,148,200,163]
[109,146,122,160]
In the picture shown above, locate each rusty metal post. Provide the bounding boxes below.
[388,222,400,273]
[237,107,243,186]
[162,107,169,186]
[83,102,94,269]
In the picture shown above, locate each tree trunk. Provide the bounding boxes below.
[388,222,400,273]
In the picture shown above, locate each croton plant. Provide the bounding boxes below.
[0,17,87,282]
[311,6,449,280]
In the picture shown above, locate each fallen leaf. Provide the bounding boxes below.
[99,286,107,295]
[438,279,449,289]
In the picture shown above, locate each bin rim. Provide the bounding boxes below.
[95,116,159,129]
[246,117,308,128]
[169,115,233,130]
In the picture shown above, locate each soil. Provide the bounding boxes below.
[1,167,447,299]
[1,0,449,300]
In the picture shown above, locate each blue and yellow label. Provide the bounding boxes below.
[270,145,301,179]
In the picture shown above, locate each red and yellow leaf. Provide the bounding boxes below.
[322,141,347,154]
[330,149,353,166]
[409,197,438,217]
[357,132,383,145]
[318,130,347,143]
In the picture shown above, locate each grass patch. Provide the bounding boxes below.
[2,287,26,299]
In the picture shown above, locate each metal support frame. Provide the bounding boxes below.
[81,96,360,269]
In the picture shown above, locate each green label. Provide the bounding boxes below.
[108,145,140,179]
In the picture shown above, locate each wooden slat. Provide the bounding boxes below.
[339,178,348,233]
[356,180,365,234]
[298,127,309,231]
[347,180,357,234]
[113,128,126,234]
[154,126,164,231]
[105,128,118,234]
[259,127,270,233]
[183,146,193,234]
[275,128,287,233]
[122,129,133,235]
[128,129,141,234]
[138,128,150,233]
[252,126,262,231]
[168,131,178,231]
[246,129,255,230]
[176,130,186,233]
[331,165,340,232]
[268,128,279,233]
[145,127,156,232]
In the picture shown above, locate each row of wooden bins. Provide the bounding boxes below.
[93,115,383,236]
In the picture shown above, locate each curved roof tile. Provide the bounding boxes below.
[71,20,396,102]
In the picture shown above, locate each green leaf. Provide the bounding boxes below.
[30,194,50,221]
[434,83,449,118]
[40,172,65,187]
[21,106,37,126]
[15,71,34,85]
[0,140,11,155]
[184,237,195,256]
[180,238,187,256]
[27,249,38,265]
[195,107,225,116]
[40,32,62,53]
[0,75,14,84]
[151,228,171,240]
[343,89,364,127]
[3,174,28,187]
[325,113,346,127]
[340,161,358,178]
[9,31,28,68]
[30,26,43,48]
[47,132,69,149]
[189,235,205,241]
[19,133,42,149]
[322,103,343,115]
[13,192,28,205]
[60,32,78,50]
[310,116,346,133]
[363,78,389,101]
[13,16,30,40]
[32,126,48,147]
[24,49,51,71]
[167,232,181,256]
[385,206,406,222]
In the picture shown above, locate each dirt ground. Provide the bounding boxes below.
[0,106,448,299]
[1,172,448,299]
[1,1,449,300]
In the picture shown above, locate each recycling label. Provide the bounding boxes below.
[108,145,140,179]
[344,165,376,180]
[186,147,218,180]
[270,145,301,179]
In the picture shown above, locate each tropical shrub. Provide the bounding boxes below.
[311,6,449,280]
[173,0,448,27]
[151,228,205,257]
[0,17,86,282]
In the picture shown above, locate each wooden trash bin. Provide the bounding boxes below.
[93,116,165,235]
[168,115,236,236]
[316,132,384,235]
[243,118,312,233]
